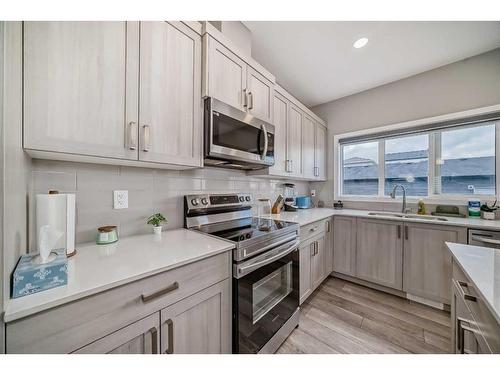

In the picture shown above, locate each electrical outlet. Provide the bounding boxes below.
[311,189,316,197]
[113,190,128,209]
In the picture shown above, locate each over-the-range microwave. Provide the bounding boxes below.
[204,97,275,170]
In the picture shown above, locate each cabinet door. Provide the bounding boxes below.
[315,123,327,180]
[287,104,303,177]
[311,235,327,290]
[404,223,467,304]
[246,66,274,123]
[299,239,313,305]
[139,21,202,167]
[302,114,316,180]
[160,281,230,354]
[356,218,403,290]
[24,21,139,160]
[73,313,160,354]
[269,91,288,174]
[333,216,356,276]
[206,37,247,111]
[325,218,334,275]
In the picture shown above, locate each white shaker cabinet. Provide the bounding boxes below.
[315,123,327,180]
[269,91,288,175]
[23,21,139,160]
[287,103,303,178]
[246,66,274,123]
[138,21,202,167]
[301,114,316,180]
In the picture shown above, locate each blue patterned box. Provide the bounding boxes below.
[12,248,68,298]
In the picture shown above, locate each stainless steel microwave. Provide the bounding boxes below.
[204,97,275,170]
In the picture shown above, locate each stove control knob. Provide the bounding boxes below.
[245,196,251,202]
[201,198,208,205]
[239,196,245,202]
[191,198,199,206]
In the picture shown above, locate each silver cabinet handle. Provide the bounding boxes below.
[248,91,254,110]
[404,225,409,240]
[315,242,318,255]
[457,280,477,302]
[149,327,158,354]
[128,121,137,150]
[285,160,290,172]
[397,225,401,239]
[309,226,319,233]
[141,281,179,303]
[261,124,268,161]
[242,89,248,108]
[314,166,319,177]
[326,220,330,233]
[142,124,150,152]
[470,235,500,246]
[164,319,174,354]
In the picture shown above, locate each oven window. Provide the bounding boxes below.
[213,112,266,156]
[252,261,293,324]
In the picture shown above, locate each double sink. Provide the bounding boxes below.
[368,212,448,222]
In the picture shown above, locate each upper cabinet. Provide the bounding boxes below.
[23,22,139,161]
[287,103,304,178]
[302,115,316,180]
[270,91,288,175]
[203,35,274,124]
[315,123,327,180]
[23,21,202,169]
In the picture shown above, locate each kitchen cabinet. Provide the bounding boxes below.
[23,21,202,169]
[269,91,288,175]
[301,114,316,180]
[287,103,303,177]
[73,313,160,354]
[333,216,357,276]
[160,281,230,354]
[355,218,403,290]
[23,21,139,161]
[404,223,467,304]
[315,123,327,180]
[311,235,327,290]
[325,218,334,275]
[138,21,202,167]
[299,238,313,304]
[203,35,274,123]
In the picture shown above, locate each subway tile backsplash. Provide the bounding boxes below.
[29,160,310,247]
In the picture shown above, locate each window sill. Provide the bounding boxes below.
[335,195,497,206]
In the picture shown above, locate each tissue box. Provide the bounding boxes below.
[12,248,68,298]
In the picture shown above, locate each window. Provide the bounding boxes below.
[339,120,497,199]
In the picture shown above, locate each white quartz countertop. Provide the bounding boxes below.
[446,242,500,325]
[4,229,234,322]
[262,208,500,229]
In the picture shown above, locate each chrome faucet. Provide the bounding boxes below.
[390,184,408,213]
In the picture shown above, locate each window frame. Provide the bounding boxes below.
[335,105,500,204]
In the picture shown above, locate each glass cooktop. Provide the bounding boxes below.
[195,217,297,243]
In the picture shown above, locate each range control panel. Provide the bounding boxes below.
[185,193,252,211]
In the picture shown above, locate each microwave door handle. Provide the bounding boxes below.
[261,124,268,160]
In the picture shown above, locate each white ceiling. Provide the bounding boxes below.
[243,21,500,107]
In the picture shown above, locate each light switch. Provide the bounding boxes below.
[311,189,316,197]
[113,190,128,209]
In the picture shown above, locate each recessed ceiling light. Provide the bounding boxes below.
[353,37,369,49]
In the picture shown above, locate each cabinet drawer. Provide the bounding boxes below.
[6,252,230,353]
[300,218,328,242]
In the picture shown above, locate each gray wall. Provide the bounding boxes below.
[0,21,5,354]
[310,48,500,206]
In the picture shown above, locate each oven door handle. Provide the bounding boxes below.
[234,239,300,278]
[470,235,500,246]
[261,124,268,161]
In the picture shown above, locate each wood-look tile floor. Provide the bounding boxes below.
[277,277,451,354]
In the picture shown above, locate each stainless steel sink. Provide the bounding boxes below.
[367,212,448,221]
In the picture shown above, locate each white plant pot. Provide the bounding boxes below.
[153,226,163,235]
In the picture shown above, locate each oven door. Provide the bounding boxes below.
[205,98,274,166]
[233,239,300,354]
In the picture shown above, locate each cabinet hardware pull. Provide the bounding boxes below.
[164,319,174,354]
[141,281,179,303]
[310,226,318,232]
[142,124,150,152]
[397,225,401,239]
[290,160,293,173]
[285,160,290,172]
[128,121,137,150]
[242,89,248,108]
[149,327,158,354]
[404,226,408,240]
[248,91,254,110]
[315,242,318,255]
[310,242,315,257]
[457,280,477,302]
[326,220,330,233]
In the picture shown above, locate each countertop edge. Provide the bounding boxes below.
[4,244,234,323]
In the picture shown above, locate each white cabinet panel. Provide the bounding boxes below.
[301,114,316,179]
[287,104,303,177]
[270,92,288,174]
[247,66,274,123]
[315,124,327,180]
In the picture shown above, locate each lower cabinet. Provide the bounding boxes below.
[299,237,313,304]
[325,217,334,275]
[311,235,327,290]
[404,223,467,304]
[333,216,357,276]
[160,281,230,354]
[74,313,161,354]
[355,218,403,290]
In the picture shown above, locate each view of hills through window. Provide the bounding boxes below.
[341,122,496,197]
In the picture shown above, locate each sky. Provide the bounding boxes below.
[343,123,496,162]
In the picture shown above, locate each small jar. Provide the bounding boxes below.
[96,225,118,245]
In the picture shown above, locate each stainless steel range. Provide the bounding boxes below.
[184,193,300,354]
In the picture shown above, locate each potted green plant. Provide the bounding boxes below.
[480,201,498,220]
[147,213,167,235]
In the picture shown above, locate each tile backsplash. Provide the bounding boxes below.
[29,160,310,247]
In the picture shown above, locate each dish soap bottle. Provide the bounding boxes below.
[417,199,426,215]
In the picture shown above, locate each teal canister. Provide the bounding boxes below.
[96,225,118,244]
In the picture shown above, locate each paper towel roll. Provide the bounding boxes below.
[36,193,76,257]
